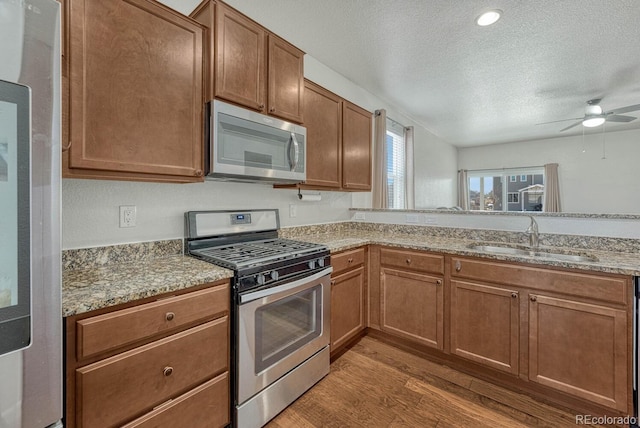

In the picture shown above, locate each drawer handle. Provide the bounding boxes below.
[530,295,537,302]
[511,292,518,298]
[406,258,411,264]
[165,312,175,321]
[348,258,354,263]
[455,261,461,272]
[436,279,442,286]
[163,366,174,377]
[258,103,265,110]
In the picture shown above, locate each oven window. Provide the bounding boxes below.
[254,284,322,373]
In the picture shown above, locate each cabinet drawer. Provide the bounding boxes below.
[331,247,366,274]
[122,372,229,428]
[450,257,629,305]
[77,283,229,360]
[380,248,444,275]
[76,317,228,428]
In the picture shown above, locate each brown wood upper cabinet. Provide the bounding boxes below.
[63,0,205,183]
[289,80,372,191]
[192,1,304,124]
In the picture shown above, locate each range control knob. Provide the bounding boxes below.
[256,274,266,285]
[270,271,279,281]
[308,260,316,269]
[317,258,325,267]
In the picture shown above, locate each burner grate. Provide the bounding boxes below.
[193,238,326,269]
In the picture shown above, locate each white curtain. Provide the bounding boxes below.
[372,109,388,209]
[404,126,415,209]
[544,163,561,212]
[457,169,469,210]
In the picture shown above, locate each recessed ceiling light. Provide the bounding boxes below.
[476,10,502,26]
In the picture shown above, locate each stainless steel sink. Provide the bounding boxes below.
[467,244,598,263]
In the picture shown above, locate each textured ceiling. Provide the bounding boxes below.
[169,0,640,147]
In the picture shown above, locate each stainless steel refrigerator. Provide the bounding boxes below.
[0,0,62,426]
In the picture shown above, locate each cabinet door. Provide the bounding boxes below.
[67,0,204,180]
[331,266,365,352]
[450,280,519,375]
[267,34,304,123]
[302,80,342,188]
[529,294,628,411]
[381,268,443,349]
[342,101,372,190]
[215,2,266,111]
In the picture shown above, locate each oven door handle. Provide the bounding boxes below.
[240,267,333,304]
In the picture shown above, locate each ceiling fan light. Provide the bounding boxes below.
[476,10,502,26]
[585,105,603,115]
[582,116,606,127]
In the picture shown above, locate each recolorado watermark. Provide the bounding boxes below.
[575,414,637,425]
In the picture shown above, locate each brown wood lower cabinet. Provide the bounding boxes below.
[330,247,367,354]
[381,268,444,350]
[122,372,229,428]
[529,293,628,411]
[450,280,519,375]
[65,281,230,428]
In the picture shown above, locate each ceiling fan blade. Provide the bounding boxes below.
[607,104,640,115]
[606,114,637,123]
[559,121,582,132]
[536,117,582,125]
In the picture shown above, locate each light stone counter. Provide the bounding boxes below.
[281,224,640,276]
[63,222,640,317]
[63,243,233,317]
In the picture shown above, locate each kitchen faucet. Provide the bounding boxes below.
[525,216,539,249]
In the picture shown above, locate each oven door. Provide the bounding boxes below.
[237,267,331,405]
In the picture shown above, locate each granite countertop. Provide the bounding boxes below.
[63,225,640,317]
[63,255,233,317]
[295,231,640,276]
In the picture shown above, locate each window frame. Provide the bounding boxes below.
[467,167,545,212]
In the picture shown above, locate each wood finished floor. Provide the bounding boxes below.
[266,336,608,428]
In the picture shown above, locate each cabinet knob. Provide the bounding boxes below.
[163,366,174,377]
[165,312,175,321]
[194,169,203,177]
[511,292,518,298]
[455,261,462,272]
[406,258,411,264]
[258,103,265,110]
[530,295,537,302]
[436,279,442,286]
[348,258,354,263]
[269,107,276,113]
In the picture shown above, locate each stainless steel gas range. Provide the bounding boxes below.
[185,209,331,428]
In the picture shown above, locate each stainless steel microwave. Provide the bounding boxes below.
[206,100,306,184]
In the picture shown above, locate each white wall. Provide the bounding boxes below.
[458,128,640,214]
[62,179,352,249]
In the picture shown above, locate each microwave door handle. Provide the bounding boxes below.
[289,132,299,171]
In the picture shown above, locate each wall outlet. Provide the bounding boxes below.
[289,204,297,218]
[354,212,366,220]
[119,205,136,228]
[425,217,437,225]
[405,214,419,223]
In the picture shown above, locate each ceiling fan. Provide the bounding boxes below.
[537,99,640,132]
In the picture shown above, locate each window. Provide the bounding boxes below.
[385,118,406,209]
[467,167,545,212]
